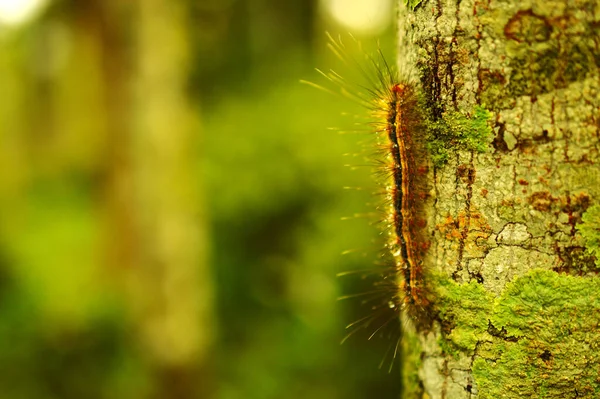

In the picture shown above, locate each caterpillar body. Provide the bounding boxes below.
[303,34,432,364]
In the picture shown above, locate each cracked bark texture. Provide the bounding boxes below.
[397,0,600,398]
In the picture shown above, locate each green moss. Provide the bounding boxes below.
[402,331,423,399]
[424,106,493,167]
[446,106,492,153]
[403,0,423,10]
[576,205,600,267]
[473,269,600,398]
[434,275,493,353]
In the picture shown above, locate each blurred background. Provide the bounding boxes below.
[0,0,401,398]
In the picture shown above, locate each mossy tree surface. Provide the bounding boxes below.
[397,0,600,397]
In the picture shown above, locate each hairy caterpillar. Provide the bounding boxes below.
[302,33,432,367]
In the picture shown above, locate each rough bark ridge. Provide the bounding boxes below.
[397,0,600,397]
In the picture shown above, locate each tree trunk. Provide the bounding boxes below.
[94,1,214,396]
[131,1,214,397]
[397,0,600,397]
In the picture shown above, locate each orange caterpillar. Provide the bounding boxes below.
[303,34,432,365]
[381,82,430,324]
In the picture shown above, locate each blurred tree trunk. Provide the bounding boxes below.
[397,0,600,398]
[84,1,214,397]
[132,1,214,397]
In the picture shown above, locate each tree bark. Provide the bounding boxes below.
[397,0,600,397]
[131,1,214,397]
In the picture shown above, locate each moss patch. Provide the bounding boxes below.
[425,106,493,167]
[473,270,600,398]
[434,276,493,354]
[576,205,600,268]
[403,0,423,10]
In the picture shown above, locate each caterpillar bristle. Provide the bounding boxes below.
[305,33,433,370]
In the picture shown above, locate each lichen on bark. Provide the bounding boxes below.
[397,0,600,397]
[473,270,600,398]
